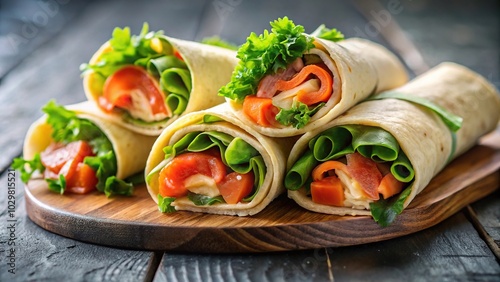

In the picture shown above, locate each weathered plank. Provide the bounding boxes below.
[154,212,499,282]
[0,0,95,80]
[469,189,500,260]
[155,249,333,282]
[21,128,500,252]
[328,212,500,281]
[0,172,158,282]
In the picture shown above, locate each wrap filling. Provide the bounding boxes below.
[218,17,344,129]
[81,23,192,124]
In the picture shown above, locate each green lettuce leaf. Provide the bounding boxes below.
[201,36,239,50]
[158,194,176,213]
[12,153,45,183]
[275,101,325,129]
[310,24,345,42]
[370,185,412,226]
[80,23,193,122]
[148,114,267,208]
[218,17,315,101]
[188,192,225,206]
[46,174,66,194]
[15,100,131,197]
[285,124,416,226]
[80,22,168,78]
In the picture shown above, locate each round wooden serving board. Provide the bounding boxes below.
[25,128,500,253]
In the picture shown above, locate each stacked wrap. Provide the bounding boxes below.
[83,28,238,136]
[22,102,157,194]
[285,62,500,224]
[145,103,294,216]
[223,36,408,137]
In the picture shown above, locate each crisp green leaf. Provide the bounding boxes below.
[284,150,318,191]
[201,36,239,50]
[12,154,45,183]
[148,125,266,204]
[39,101,130,197]
[285,124,415,192]
[202,114,224,124]
[310,24,344,42]
[46,174,66,194]
[285,124,416,226]
[188,192,225,206]
[103,177,134,197]
[218,17,314,101]
[158,194,176,213]
[370,185,412,226]
[275,102,325,129]
[82,23,167,78]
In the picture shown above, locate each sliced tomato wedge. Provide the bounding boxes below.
[100,65,169,116]
[41,141,94,174]
[65,163,98,194]
[346,153,383,200]
[158,149,227,198]
[41,141,97,194]
[217,171,254,204]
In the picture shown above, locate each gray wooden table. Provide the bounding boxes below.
[0,0,499,281]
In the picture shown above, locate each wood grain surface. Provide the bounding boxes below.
[2,0,499,280]
[23,128,500,253]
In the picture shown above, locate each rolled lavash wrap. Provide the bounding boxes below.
[285,62,500,226]
[218,17,408,137]
[13,101,157,196]
[81,23,238,136]
[145,103,294,216]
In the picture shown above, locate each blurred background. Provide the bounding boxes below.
[1,0,498,170]
[0,0,498,85]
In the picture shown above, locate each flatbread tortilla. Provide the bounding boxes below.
[145,103,295,216]
[227,37,409,137]
[287,62,500,216]
[84,36,238,136]
[23,102,157,180]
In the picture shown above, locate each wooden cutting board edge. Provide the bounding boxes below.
[23,128,500,253]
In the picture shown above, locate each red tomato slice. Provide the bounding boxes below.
[158,149,226,198]
[41,141,97,194]
[66,163,98,194]
[346,153,382,200]
[311,175,345,206]
[57,158,80,187]
[41,141,94,174]
[101,65,168,115]
[217,171,254,204]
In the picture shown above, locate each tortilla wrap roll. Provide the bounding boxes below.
[285,62,500,226]
[145,103,294,216]
[82,23,238,136]
[218,17,408,137]
[14,101,157,196]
